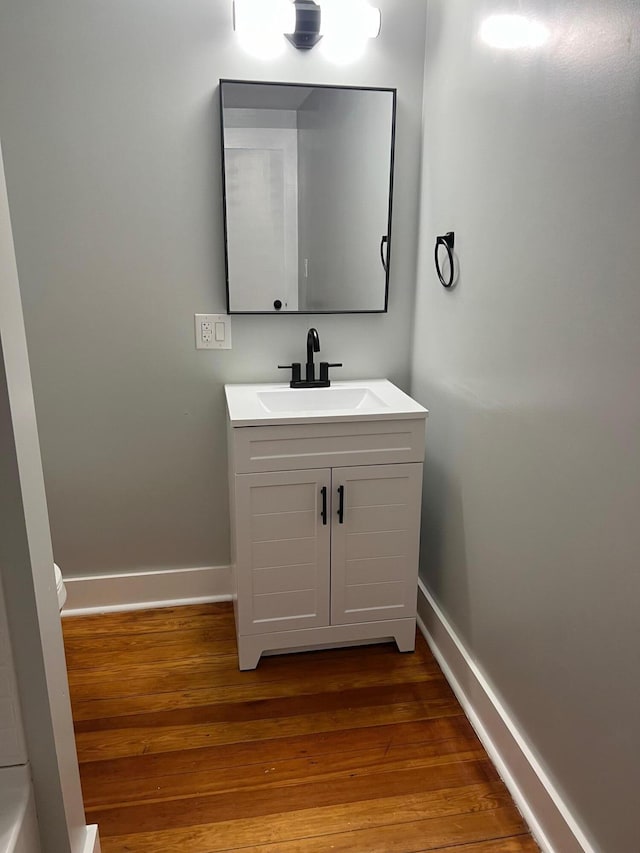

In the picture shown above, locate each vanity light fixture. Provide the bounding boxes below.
[285,0,322,50]
[233,0,381,57]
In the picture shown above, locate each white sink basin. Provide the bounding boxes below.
[225,379,427,426]
[257,386,387,414]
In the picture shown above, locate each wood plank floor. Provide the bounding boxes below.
[62,603,538,853]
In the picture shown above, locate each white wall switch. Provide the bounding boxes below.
[195,314,232,350]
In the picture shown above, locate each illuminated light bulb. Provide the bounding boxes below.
[233,0,296,58]
[236,30,286,60]
[319,0,380,39]
[319,0,381,64]
[320,32,368,64]
[363,5,381,39]
[479,14,549,50]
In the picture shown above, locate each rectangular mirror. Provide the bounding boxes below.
[219,80,396,314]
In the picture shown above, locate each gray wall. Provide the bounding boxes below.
[0,0,427,576]
[413,2,640,851]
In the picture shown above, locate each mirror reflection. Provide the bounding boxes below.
[220,80,396,314]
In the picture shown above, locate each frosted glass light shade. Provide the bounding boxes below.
[320,0,381,39]
[233,0,296,58]
[234,0,296,35]
[319,0,381,63]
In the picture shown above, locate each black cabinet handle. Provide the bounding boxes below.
[321,486,327,525]
[337,485,345,524]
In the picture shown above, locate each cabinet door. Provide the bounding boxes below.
[331,463,423,625]
[235,469,331,635]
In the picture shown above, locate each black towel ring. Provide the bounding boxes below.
[435,232,455,288]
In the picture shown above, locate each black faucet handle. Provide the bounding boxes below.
[278,363,302,385]
[319,362,343,384]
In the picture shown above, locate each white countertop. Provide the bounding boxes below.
[225,379,428,427]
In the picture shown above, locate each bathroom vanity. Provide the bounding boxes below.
[225,379,427,670]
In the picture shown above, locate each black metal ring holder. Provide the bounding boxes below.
[435,232,455,288]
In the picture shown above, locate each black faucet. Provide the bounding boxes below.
[306,327,320,383]
[278,328,342,388]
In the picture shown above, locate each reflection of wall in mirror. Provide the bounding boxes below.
[297,89,392,312]
[224,109,299,312]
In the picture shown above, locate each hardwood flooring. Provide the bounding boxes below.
[62,603,538,853]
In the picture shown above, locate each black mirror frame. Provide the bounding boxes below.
[219,78,397,315]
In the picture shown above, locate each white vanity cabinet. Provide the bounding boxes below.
[225,381,427,670]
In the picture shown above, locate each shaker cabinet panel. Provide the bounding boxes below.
[251,508,317,542]
[344,581,407,613]
[331,464,422,625]
[252,563,319,595]
[235,469,331,635]
[252,589,321,622]
[252,536,318,570]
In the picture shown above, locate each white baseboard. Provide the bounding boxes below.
[417,579,595,853]
[79,824,100,853]
[61,565,232,616]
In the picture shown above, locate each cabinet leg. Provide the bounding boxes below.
[237,637,262,671]
[394,621,417,653]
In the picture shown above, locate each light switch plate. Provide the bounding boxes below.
[195,314,232,350]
